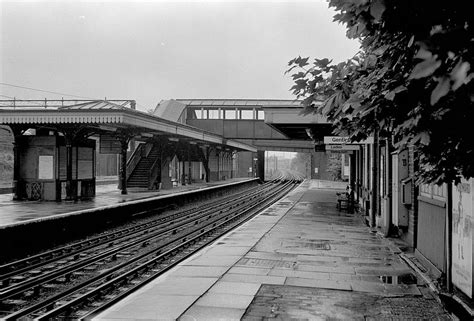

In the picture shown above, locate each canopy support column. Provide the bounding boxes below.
[120,137,129,195]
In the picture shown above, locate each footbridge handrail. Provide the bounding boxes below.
[126,143,144,180]
[147,155,161,190]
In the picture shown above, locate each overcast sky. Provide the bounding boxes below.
[0,0,359,111]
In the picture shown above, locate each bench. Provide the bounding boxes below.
[336,192,354,213]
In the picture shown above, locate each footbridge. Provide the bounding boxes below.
[154,99,333,180]
[0,100,256,201]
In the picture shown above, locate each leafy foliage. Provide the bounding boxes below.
[287,0,474,184]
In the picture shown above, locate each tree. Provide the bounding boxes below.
[287,0,473,184]
[290,153,310,177]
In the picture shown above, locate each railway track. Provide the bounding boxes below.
[0,177,300,320]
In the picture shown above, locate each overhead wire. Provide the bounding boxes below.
[0,82,98,100]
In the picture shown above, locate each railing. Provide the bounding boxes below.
[144,142,153,157]
[147,152,161,190]
[126,143,145,181]
[0,99,136,110]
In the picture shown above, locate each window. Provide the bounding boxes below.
[257,110,264,120]
[240,109,254,120]
[208,109,221,119]
[194,108,204,119]
[224,109,236,119]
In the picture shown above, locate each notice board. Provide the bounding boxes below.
[38,155,54,179]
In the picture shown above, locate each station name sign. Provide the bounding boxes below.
[325,144,360,151]
[323,136,374,145]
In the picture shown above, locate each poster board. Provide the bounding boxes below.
[452,178,473,298]
[38,155,54,179]
[100,135,122,154]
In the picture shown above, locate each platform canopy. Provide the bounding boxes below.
[0,100,257,152]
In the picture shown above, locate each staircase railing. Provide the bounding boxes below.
[147,153,161,189]
[144,142,153,157]
[126,143,144,181]
[126,142,154,181]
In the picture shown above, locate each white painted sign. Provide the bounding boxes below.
[324,136,374,144]
[38,155,54,180]
[343,166,350,177]
[326,144,360,151]
[452,178,473,298]
[327,150,354,154]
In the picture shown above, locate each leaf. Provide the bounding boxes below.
[370,0,386,21]
[347,25,358,39]
[414,132,431,145]
[321,95,335,116]
[292,72,305,80]
[430,77,450,105]
[408,57,441,79]
[407,35,414,48]
[314,58,332,68]
[373,44,389,56]
[384,91,395,101]
[450,61,471,90]
[414,47,432,60]
[296,56,309,68]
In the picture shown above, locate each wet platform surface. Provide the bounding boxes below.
[0,178,251,227]
[95,179,451,320]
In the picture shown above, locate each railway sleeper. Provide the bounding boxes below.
[54,276,69,283]
[1,298,27,307]
[9,275,27,283]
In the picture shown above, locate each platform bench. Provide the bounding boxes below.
[336,192,354,213]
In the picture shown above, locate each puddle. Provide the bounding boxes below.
[379,273,418,285]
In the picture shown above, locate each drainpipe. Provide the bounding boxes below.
[383,138,392,237]
[446,181,453,292]
[370,130,379,227]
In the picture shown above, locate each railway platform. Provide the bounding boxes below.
[95,179,452,320]
[0,177,251,227]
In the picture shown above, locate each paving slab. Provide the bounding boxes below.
[193,292,254,309]
[207,281,261,296]
[179,306,244,321]
[242,285,451,320]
